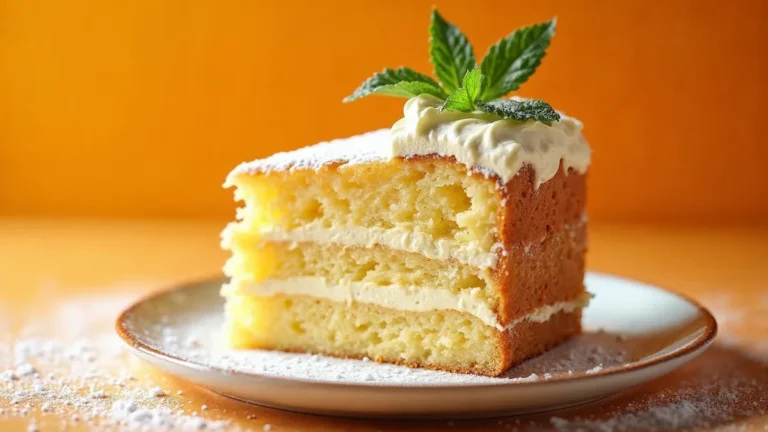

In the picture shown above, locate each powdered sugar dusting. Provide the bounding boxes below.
[546,353,768,431]
[701,293,768,363]
[0,290,239,431]
[225,129,391,183]
[223,128,519,193]
[541,291,768,431]
[585,364,603,374]
[125,283,626,386]
[157,325,599,386]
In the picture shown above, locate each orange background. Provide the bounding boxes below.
[1,0,766,223]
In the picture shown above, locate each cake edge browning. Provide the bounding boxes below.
[397,155,587,327]
[495,162,587,325]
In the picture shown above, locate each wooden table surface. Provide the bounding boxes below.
[0,219,766,431]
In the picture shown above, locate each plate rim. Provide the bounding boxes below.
[115,272,717,390]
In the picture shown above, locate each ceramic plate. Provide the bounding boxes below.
[115,272,716,418]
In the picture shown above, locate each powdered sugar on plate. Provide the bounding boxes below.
[124,283,627,386]
[168,329,625,386]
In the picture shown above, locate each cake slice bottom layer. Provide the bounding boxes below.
[224,294,582,376]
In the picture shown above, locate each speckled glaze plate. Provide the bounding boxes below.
[115,272,716,418]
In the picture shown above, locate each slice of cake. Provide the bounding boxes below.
[221,10,591,376]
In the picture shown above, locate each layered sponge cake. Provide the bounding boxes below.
[221,94,591,376]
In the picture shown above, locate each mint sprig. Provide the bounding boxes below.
[343,9,561,124]
[442,67,485,112]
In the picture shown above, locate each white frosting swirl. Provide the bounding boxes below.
[390,95,591,186]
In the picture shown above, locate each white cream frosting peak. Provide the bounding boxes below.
[391,94,591,186]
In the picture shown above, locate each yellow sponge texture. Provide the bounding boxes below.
[226,294,502,375]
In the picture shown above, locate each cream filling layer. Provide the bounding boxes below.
[391,95,591,186]
[232,277,591,330]
[260,223,499,269]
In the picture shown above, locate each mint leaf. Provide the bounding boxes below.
[344,67,446,102]
[480,18,556,101]
[462,67,485,104]
[362,81,447,100]
[442,67,485,112]
[429,9,475,93]
[478,99,560,122]
[442,88,473,112]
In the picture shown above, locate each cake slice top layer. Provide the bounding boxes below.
[227,95,590,189]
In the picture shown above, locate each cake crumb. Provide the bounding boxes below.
[263,424,272,431]
[185,417,206,429]
[148,386,166,397]
[514,373,539,383]
[16,364,37,377]
[586,364,603,374]
[550,417,568,427]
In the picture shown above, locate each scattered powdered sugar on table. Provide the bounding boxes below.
[547,362,768,431]
[0,289,238,431]
[541,292,768,431]
[702,293,768,363]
